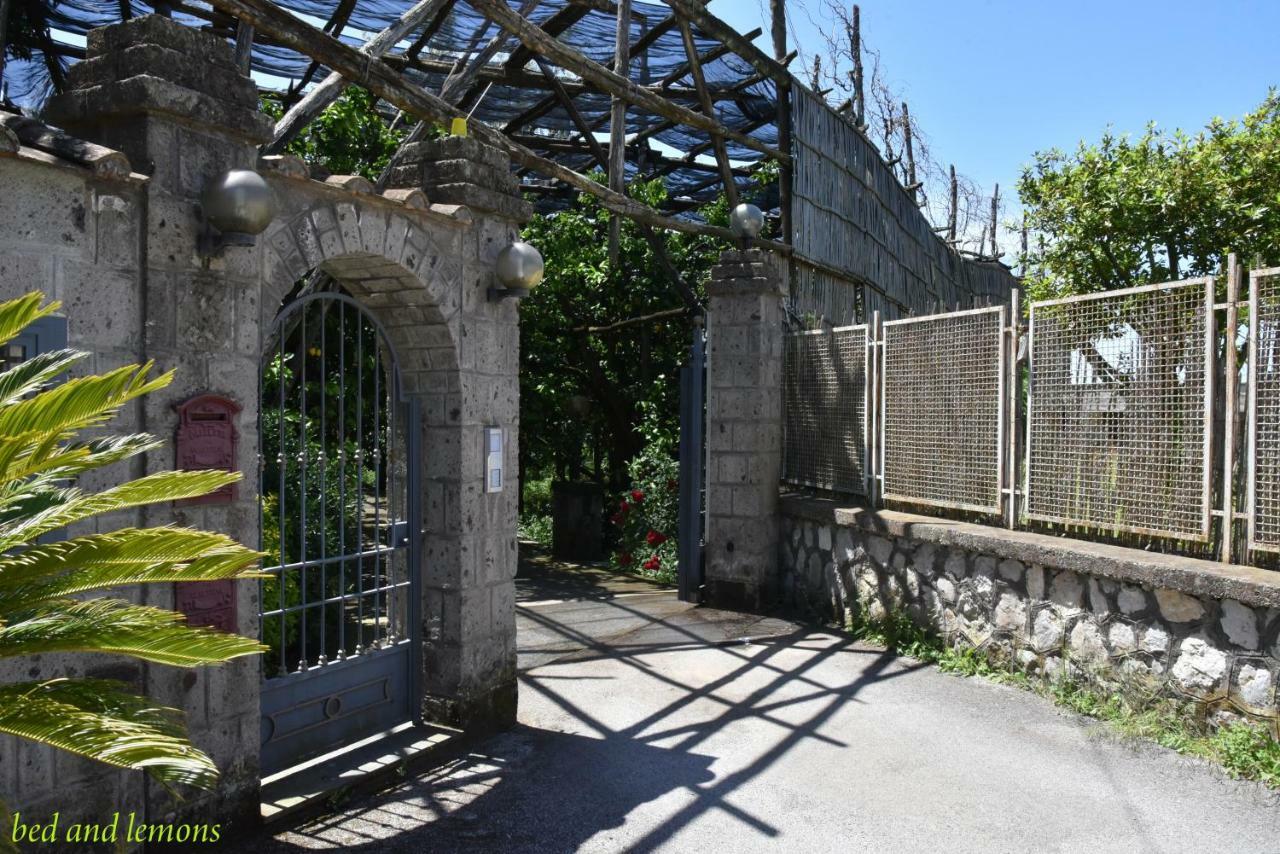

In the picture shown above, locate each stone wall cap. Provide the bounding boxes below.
[258,154,309,180]
[429,203,473,223]
[46,75,272,145]
[88,14,237,71]
[781,493,1280,609]
[0,110,142,182]
[325,174,375,194]
[383,188,429,210]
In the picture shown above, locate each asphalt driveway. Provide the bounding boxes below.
[260,550,1279,853]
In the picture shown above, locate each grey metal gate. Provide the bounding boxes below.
[259,291,421,773]
[677,324,705,603]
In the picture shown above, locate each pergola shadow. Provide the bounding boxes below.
[258,566,927,852]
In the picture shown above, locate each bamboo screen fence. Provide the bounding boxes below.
[789,87,1016,326]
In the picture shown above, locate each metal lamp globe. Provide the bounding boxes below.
[200,169,276,249]
[729,203,765,240]
[490,241,544,301]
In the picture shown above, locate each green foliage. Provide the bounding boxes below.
[518,476,554,546]
[609,408,679,583]
[0,293,264,821]
[1019,90,1280,300]
[519,168,775,491]
[848,609,944,664]
[260,87,410,181]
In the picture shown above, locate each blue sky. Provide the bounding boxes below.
[719,0,1279,220]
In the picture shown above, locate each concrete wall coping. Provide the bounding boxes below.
[780,493,1280,609]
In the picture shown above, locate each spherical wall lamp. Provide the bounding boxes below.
[489,241,545,302]
[729,203,765,243]
[198,169,276,256]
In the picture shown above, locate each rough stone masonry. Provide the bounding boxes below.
[0,12,526,835]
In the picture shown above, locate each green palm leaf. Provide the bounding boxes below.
[0,679,220,789]
[0,469,242,550]
[0,293,59,349]
[0,527,264,611]
[0,291,264,803]
[0,598,265,665]
[0,347,85,406]
[0,361,172,442]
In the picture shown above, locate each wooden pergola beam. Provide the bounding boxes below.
[266,0,452,154]
[206,0,789,254]
[677,17,738,210]
[662,0,792,85]
[468,0,787,164]
[383,53,738,103]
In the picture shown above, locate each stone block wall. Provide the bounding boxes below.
[703,249,787,610]
[781,496,1280,729]
[0,11,526,838]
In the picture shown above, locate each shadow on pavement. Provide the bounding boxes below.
[256,545,924,852]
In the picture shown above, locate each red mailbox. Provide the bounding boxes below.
[175,580,238,634]
[174,393,241,506]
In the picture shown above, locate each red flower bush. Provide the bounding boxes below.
[610,440,678,583]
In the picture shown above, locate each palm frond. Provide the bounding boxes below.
[0,433,162,490]
[0,293,60,349]
[0,469,242,550]
[0,362,172,443]
[0,347,85,406]
[0,680,219,789]
[0,527,263,610]
[0,598,265,666]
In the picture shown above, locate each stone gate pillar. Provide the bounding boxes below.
[46,13,272,828]
[704,249,787,611]
[387,135,531,731]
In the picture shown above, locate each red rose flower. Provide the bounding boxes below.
[618,552,634,566]
[643,555,660,570]
[610,513,624,526]
[631,489,645,503]
[645,530,667,546]
[618,500,630,514]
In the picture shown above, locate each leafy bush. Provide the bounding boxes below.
[609,421,679,584]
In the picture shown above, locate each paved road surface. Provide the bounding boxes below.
[260,549,1279,853]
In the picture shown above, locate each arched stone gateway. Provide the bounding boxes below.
[0,13,526,830]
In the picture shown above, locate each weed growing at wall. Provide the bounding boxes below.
[847,609,1280,788]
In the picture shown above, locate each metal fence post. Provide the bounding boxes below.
[872,309,883,508]
[1006,288,1020,529]
[1220,255,1242,563]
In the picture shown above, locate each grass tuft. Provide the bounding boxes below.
[845,608,1280,789]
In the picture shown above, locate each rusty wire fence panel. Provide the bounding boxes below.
[1249,268,1280,551]
[880,307,1005,513]
[782,325,869,495]
[1026,279,1213,540]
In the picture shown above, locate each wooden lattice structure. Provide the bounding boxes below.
[1,0,1015,320]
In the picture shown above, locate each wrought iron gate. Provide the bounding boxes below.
[259,291,420,773]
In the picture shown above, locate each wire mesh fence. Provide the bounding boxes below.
[1025,280,1213,541]
[775,266,1280,566]
[1250,268,1280,551]
[781,325,869,494]
[880,307,1006,513]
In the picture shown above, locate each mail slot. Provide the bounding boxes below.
[174,393,242,506]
